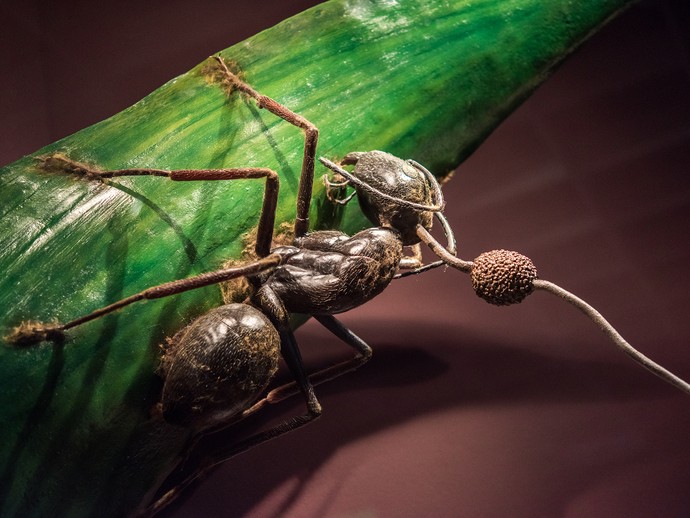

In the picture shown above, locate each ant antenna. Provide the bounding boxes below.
[319,157,445,213]
[406,159,446,211]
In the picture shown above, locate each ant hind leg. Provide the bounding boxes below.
[6,254,282,346]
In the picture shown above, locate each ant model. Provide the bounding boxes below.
[8,56,690,513]
[8,54,455,477]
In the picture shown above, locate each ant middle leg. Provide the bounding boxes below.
[254,285,322,419]
[7,254,282,346]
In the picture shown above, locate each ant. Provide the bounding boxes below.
[7,55,455,500]
[7,55,690,513]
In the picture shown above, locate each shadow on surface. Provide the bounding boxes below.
[158,318,678,518]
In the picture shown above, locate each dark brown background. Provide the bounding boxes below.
[2,1,690,517]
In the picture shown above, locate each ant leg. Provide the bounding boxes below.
[212,56,319,238]
[201,285,324,458]
[235,315,372,421]
[39,154,279,257]
[310,314,373,377]
[398,244,424,271]
[6,254,282,346]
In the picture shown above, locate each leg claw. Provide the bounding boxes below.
[36,153,102,180]
[5,321,65,346]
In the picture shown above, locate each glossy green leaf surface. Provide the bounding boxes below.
[0,0,633,515]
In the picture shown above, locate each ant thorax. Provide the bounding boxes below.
[262,227,404,315]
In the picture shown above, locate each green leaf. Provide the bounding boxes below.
[0,0,633,515]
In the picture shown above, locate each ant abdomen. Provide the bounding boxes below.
[159,304,280,430]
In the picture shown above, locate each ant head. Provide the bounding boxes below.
[320,151,445,246]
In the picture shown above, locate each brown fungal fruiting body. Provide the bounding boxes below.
[470,249,538,306]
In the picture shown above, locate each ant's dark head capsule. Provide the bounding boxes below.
[159,303,280,430]
[342,151,436,246]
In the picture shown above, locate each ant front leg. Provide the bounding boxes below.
[397,244,424,271]
[212,56,319,238]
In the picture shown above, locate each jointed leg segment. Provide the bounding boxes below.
[235,314,373,421]
[8,254,282,346]
[39,154,280,258]
[212,56,319,238]
[15,57,321,348]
